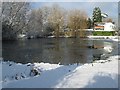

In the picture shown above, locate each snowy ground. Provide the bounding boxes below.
[1,55,119,88]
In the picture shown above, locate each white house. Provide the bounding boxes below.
[85,22,116,36]
[103,22,116,31]
[94,22,116,31]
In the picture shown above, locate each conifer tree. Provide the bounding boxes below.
[92,7,102,24]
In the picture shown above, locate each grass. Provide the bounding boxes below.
[93,31,115,36]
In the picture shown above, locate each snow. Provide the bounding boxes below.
[104,22,116,31]
[101,13,108,18]
[1,62,61,83]
[104,45,113,53]
[87,36,118,39]
[55,56,118,88]
[87,36,119,43]
[18,34,26,38]
[111,38,119,42]
[1,55,118,88]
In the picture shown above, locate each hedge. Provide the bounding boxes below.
[93,31,115,36]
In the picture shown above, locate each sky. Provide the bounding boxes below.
[31,2,118,21]
[2,0,119,25]
[2,0,119,21]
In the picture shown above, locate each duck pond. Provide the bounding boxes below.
[2,38,118,65]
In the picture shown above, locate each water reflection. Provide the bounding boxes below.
[2,38,118,65]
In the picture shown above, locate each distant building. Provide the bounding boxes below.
[85,22,117,36]
[94,22,116,31]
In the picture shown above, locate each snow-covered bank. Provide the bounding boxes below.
[1,62,61,83]
[87,36,119,42]
[1,55,119,88]
[87,36,118,40]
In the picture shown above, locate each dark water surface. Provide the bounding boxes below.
[2,38,118,65]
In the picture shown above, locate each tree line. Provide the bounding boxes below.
[2,2,105,40]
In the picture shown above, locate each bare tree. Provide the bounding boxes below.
[2,2,30,40]
[67,9,87,37]
[0,2,2,41]
[47,4,65,37]
[41,6,50,24]
[27,6,54,38]
[40,6,53,36]
[27,8,43,38]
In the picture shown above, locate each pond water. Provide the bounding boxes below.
[2,38,118,65]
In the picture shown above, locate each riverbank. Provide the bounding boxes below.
[1,55,118,88]
[87,36,118,39]
[87,36,119,42]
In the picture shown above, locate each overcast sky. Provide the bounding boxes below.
[31,2,118,20]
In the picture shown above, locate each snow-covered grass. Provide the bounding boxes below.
[1,55,118,88]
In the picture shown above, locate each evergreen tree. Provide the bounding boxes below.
[92,7,102,24]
